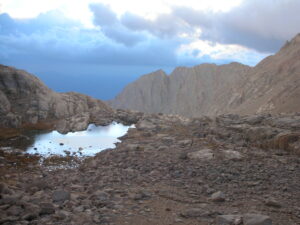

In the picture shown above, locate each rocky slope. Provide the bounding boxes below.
[0,113,299,225]
[0,65,116,135]
[0,34,300,225]
[109,34,300,117]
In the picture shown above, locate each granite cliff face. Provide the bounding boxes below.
[110,34,300,117]
[0,65,114,134]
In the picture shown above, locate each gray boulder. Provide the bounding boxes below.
[216,214,272,225]
[0,64,115,135]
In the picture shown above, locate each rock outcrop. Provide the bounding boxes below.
[1,113,299,225]
[109,34,300,117]
[0,65,114,134]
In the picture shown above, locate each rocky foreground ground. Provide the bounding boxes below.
[0,112,300,225]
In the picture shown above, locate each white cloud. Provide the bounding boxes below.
[1,0,242,23]
[178,39,269,66]
[168,0,242,12]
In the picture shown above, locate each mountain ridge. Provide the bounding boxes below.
[109,34,300,117]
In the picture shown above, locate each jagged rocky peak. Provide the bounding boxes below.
[136,69,168,84]
[281,33,300,50]
[109,33,300,117]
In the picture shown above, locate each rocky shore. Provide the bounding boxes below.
[0,113,299,225]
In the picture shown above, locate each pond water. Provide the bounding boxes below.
[26,122,134,157]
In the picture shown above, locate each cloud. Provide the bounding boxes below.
[89,3,147,46]
[121,12,191,39]
[89,3,117,26]
[119,0,300,53]
[100,25,145,47]
[173,0,300,53]
[0,11,182,68]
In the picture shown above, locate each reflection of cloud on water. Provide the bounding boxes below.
[27,122,134,157]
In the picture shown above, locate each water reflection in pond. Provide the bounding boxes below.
[26,122,134,157]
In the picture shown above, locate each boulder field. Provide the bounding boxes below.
[0,113,299,225]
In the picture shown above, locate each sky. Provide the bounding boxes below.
[0,0,300,100]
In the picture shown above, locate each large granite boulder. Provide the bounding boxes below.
[0,65,114,135]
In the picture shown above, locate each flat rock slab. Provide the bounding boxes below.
[180,208,206,218]
[216,215,242,225]
[243,214,272,225]
[216,214,272,225]
[222,150,243,160]
[187,149,214,160]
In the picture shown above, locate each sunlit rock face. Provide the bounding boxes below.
[110,34,300,117]
[26,122,134,157]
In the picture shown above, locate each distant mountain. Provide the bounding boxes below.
[109,34,300,117]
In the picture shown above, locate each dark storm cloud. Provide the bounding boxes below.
[100,24,146,47]
[89,3,146,46]
[172,0,300,53]
[172,6,285,52]
[121,12,189,38]
[0,11,187,68]
[119,0,300,53]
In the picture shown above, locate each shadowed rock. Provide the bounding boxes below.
[0,65,114,134]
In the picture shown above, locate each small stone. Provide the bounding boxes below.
[64,150,71,156]
[7,205,23,216]
[264,198,281,208]
[216,215,242,225]
[180,208,205,218]
[59,143,64,146]
[54,210,68,220]
[178,152,188,160]
[223,150,243,160]
[174,217,183,223]
[40,202,55,215]
[211,191,225,202]
[132,190,152,201]
[0,195,18,205]
[52,190,70,203]
[0,216,19,224]
[22,212,39,221]
[243,214,272,225]
[234,217,243,225]
[188,149,214,160]
[178,139,192,147]
[0,183,13,195]
[93,214,102,223]
[158,146,168,151]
